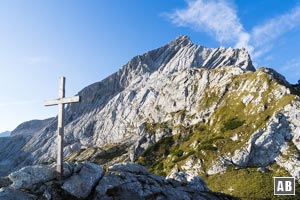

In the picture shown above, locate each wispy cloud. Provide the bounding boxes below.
[252,7,300,47]
[280,59,300,71]
[251,6,300,59]
[167,0,252,50]
[279,59,300,82]
[166,0,300,58]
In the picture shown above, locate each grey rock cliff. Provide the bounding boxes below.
[0,35,256,177]
[10,118,54,136]
[0,35,299,198]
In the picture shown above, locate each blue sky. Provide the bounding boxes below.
[1,0,300,132]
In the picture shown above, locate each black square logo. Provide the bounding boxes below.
[274,177,295,195]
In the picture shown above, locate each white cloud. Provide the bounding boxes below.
[280,59,300,71]
[251,7,300,47]
[251,44,273,59]
[166,0,300,58]
[167,0,252,50]
[279,59,300,82]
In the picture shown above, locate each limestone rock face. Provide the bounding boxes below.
[0,135,30,176]
[232,113,292,167]
[0,35,299,196]
[231,101,300,182]
[0,35,256,177]
[207,157,228,175]
[276,155,300,181]
[10,118,54,136]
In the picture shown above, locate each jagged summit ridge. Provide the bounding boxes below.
[64,35,255,120]
[163,35,254,72]
[142,35,255,74]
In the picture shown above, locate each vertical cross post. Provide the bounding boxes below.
[57,77,65,179]
[44,77,80,180]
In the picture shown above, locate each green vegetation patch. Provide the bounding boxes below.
[143,121,170,135]
[204,164,300,200]
[138,135,176,176]
[137,121,224,175]
[65,143,128,165]
[198,89,220,109]
[221,117,245,132]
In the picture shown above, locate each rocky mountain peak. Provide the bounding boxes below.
[65,36,255,118]
[1,35,298,199]
[169,35,192,47]
[152,35,255,74]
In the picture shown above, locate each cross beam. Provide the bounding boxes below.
[44,77,80,180]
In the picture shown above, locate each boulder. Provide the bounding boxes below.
[50,161,76,178]
[0,187,37,200]
[8,165,56,190]
[96,162,213,200]
[167,172,209,192]
[62,162,103,198]
[96,174,145,200]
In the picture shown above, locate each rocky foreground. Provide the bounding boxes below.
[0,162,236,200]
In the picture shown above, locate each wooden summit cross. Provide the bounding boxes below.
[44,77,80,180]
